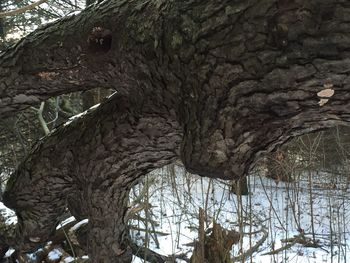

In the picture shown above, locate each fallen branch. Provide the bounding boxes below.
[232,227,268,261]
[261,233,320,256]
[129,226,169,236]
[261,239,297,256]
[129,242,169,263]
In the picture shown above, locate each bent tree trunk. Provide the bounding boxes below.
[4,94,181,262]
[1,0,350,262]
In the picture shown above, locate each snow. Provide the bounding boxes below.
[62,256,75,262]
[129,165,350,263]
[63,103,100,127]
[132,255,144,262]
[0,202,16,224]
[56,216,76,229]
[4,248,14,258]
[47,248,75,262]
[48,248,62,260]
[0,165,349,262]
[107,91,118,99]
[70,218,88,231]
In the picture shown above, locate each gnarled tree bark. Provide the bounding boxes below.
[3,93,181,262]
[1,0,350,262]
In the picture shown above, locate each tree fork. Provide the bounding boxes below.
[1,0,350,262]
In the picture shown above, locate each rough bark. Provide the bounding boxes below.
[0,0,182,117]
[3,93,181,262]
[1,0,350,262]
[1,0,350,178]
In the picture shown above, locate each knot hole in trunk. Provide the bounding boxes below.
[87,27,112,53]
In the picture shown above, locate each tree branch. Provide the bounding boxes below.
[2,0,350,260]
[3,92,181,260]
[0,0,49,18]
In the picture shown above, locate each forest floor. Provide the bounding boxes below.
[130,165,350,263]
[1,165,349,263]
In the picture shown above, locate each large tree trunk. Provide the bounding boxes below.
[86,185,133,262]
[1,0,350,262]
[3,94,181,262]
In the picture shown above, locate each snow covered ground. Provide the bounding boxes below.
[1,165,349,262]
[130,165,350,263]
[0,201,16,224]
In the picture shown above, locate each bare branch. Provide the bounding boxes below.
[0,0,49,18]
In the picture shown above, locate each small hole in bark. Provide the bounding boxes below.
[87,27,112,53]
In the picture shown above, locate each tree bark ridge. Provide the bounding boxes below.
[4,93,181,262]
